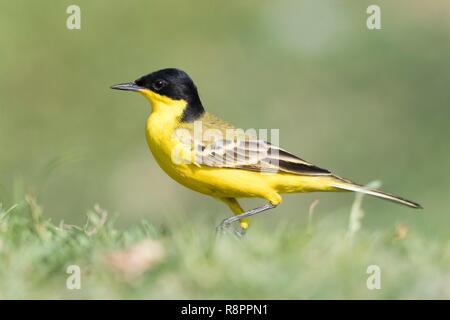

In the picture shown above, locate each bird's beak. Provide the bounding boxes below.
[110,82,143,92]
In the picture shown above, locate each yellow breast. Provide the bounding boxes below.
[141,90,332,204]
[144,106,273,200]
[145,101,190,179]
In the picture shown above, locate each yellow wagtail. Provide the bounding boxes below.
[111,68,421,234]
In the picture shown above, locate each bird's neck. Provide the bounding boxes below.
[180,96,205,123]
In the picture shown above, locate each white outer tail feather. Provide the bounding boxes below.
[332,181,422,209]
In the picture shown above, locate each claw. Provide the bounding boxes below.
[233,227,246,238]
[215,223,227,235]
[216,219,246,239]
[215,202,277,239]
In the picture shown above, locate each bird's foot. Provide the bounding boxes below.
[216,219,246,239]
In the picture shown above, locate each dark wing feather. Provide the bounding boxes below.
[195,137,331,176]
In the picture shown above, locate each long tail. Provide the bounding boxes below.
[330,177,422,209]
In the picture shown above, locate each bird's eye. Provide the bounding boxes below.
[153,79,167,91]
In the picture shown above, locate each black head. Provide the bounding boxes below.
[111,68,204,122]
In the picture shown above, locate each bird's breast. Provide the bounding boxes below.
[145,113,194,179]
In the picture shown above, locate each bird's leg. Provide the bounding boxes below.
[216,203,277,235]
[215,221,247,238]
[218,198,249,237]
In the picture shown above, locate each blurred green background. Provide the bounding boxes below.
[1,0,449,238]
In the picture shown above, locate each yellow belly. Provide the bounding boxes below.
[145,113,337,205]
[146,113,275,201]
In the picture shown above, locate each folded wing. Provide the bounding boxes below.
[195,138,331,176]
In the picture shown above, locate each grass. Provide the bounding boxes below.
[0,191,449,299]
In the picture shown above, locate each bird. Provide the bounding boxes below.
[111,68,421,235]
